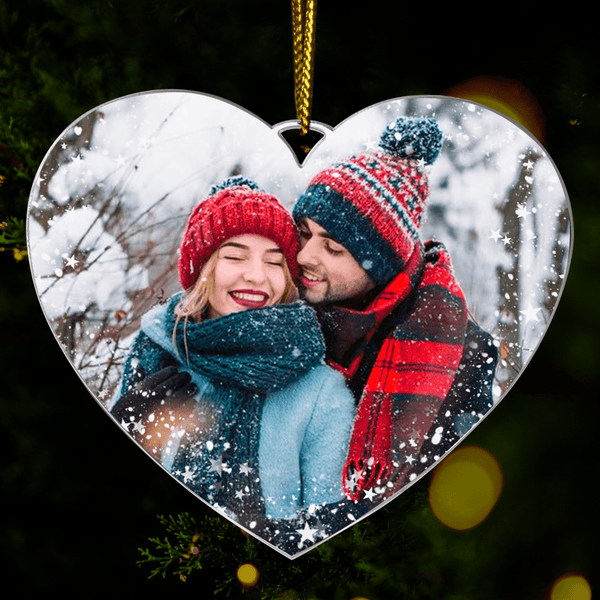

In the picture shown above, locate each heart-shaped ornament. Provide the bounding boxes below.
[27,91,572,558]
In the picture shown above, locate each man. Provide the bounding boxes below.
[292,116,498,502]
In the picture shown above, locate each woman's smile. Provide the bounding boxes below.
[229,289,270,307]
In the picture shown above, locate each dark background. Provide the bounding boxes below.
[1,2,598,598]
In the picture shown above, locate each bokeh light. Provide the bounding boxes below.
[429,445,503,530]
[550,574,592,600]
[237,563,260,588]
[445,76,545,145]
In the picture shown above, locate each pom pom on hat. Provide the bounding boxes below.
[209,175,261,195]
[293,117,443,285]
[379,117,443,165]
[178,177,299,290]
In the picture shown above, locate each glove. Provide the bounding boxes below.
[111,366,197,424]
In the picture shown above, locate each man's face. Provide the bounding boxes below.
[296,218,375,304]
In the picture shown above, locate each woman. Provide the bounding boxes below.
[110,177,356,532]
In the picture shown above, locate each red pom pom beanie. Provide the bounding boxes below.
[178,176,300,290]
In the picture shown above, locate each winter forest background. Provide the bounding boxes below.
[27,93,571,414]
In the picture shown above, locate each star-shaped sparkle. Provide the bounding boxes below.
[516,203,531,219]
[502,235,512,245]
[296,522,318,543]
[405,454,416,465]
[64,255,79,269]
[208,457,225,476]
[490,229,502,242]
[114,154,127,167]
[345,470,360,492]
[363,488,378,501]
[239,463,252,475]
[131,420,145,434]
[520,303,541,323]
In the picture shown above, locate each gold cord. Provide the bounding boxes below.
[291,0,317,136]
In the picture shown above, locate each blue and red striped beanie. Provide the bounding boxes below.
[292,117,443,286]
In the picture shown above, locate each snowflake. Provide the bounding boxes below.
[182,466,196,483]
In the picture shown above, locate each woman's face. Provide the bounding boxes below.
[207,234,288,319]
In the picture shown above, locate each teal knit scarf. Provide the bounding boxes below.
[166,294,325,393]
[161,295,326,521]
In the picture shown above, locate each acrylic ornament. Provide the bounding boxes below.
[27,91,572,558]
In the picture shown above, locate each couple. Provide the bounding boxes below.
[110,116,497,543]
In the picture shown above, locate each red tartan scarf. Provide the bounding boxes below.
[320,241,468,501]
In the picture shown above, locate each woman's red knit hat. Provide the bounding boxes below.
[178,176,299,290]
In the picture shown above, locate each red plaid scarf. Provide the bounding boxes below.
[321,242,468,501]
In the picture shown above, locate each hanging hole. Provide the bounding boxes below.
[278,127,325,165]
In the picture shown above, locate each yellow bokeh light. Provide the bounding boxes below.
[429,445,503,530]
[551,574,592,600]
[237,563,260,588]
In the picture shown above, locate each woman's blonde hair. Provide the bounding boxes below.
[172,243,298,361]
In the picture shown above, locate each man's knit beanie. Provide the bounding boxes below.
[292,117,443,286]
[178,176,300,290]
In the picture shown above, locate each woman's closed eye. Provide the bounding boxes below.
[223,254,245,261]
[222,253,283,267]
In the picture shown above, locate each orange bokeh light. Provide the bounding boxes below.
[445,76,545,145]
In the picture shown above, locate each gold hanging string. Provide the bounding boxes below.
[291,0,317,136]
